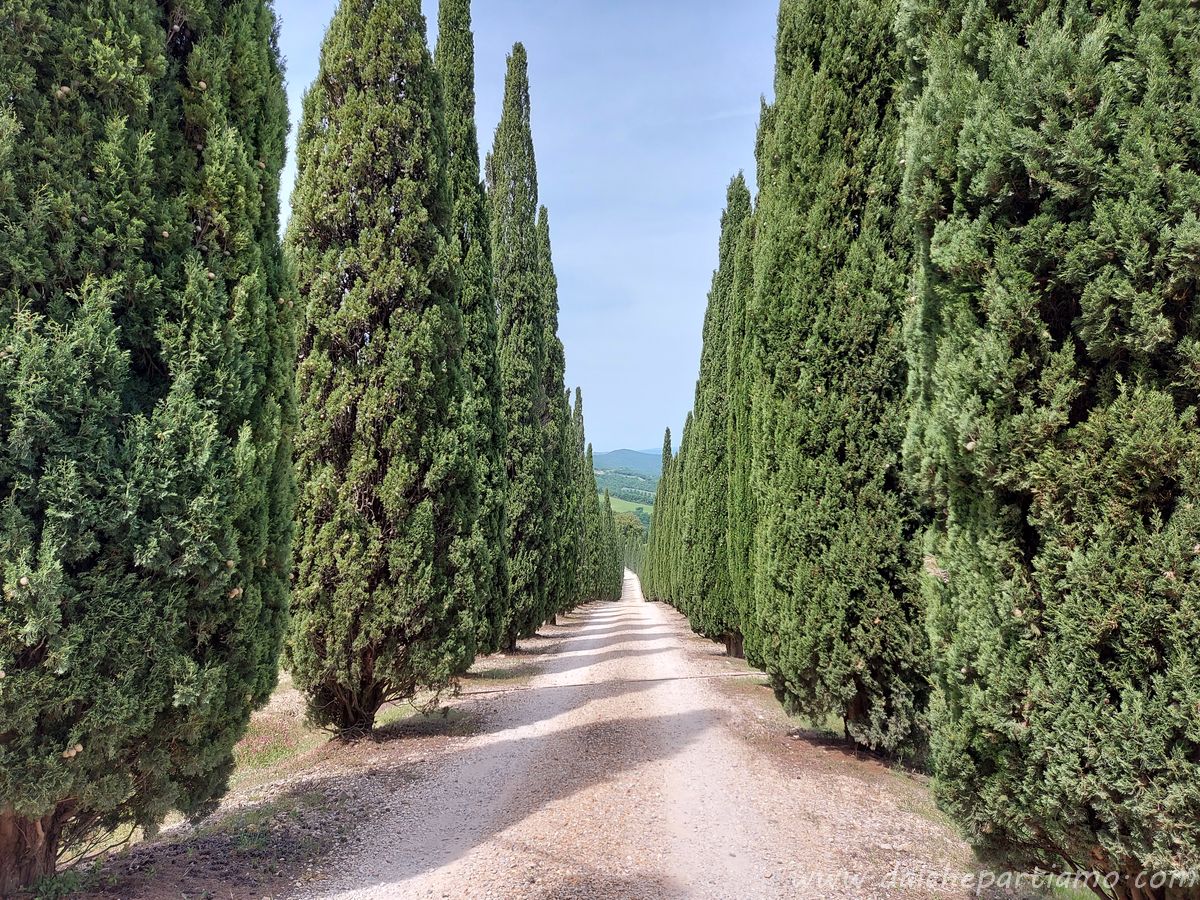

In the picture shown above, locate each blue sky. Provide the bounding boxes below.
[276,0,777,452]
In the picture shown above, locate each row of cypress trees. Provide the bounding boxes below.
[283,0,626,731]
[286,0,480,736]
[644,0,1200,895]
[0,0,620,888]
[573,394,626,604]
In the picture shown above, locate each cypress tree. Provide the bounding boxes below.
[287,0,475,735]
[684,175,751,642]
[903,0,1200,890]
[580,442,601,600]
[571,391,599,602]
[488,44,549,646]
[668,412,694,607]
[435,0,509,654]
[749,0,926,753]
[570,435,623,604]
[0,0,293,887]
[617,512,647,577]
[644,428,672,600]
[726,212,760,662]
[673,413,695,614]
[649,418,688,608]
[537,207,578,619]
[600,490,622,600]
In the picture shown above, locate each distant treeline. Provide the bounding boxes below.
[594,466,659,507]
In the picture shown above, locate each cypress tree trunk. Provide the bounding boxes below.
[436,0,510,656]
[903,0,1200,889]
[0,1,292,885]
[287,0,476,735]
[0,805,68,894]
[488,44,551,647]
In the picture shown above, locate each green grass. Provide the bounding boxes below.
[375,701,421,728]
[1047,885,1106,900]
[229,672,325,789]
[603,494,654,515]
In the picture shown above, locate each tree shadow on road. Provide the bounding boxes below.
[314,706,711,896]
[86,599,712,899]
[86,672,709,899]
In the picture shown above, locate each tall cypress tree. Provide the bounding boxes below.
[0,0,293,887]
[619,511,648,578]
[644,428,672,600]
[580,442,602,600]
[649,417,689,608]
[536,207,578,619]
[601,490,623,600]
[673,411,696,615]
[435,0,509,654]
[288,0,475,735]
[903,0,1200,890]
[726,212,760,662]
[749,0,926,753]
[571,390,598,602]
[684,175,751,642]
[488,44,549,646]
[668,412,694,606]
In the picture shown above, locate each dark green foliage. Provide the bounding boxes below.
[670,413,692,604]
[648,414,692,608]
[726,212,760,661]
[488,44,550,646]
[902,0,1200,889]
[644,179,751,640]
[287,0,475,735]
[485,45,593,627]
[748,0,926,753]
[537,208,578,618]
[0,0,293,887]
[579,444,605,601]
[573,401,620,603]
[643,429,672,600]
[600,490,624,599]
[571,392,599,601]
[436,0,509,656]
[615,512,647,576]
[680,176,750,640]
[567,406,620,604]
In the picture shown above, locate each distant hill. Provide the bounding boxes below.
[593,449,661,478]
[593,449,661,510]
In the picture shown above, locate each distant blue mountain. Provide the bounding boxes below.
[593,449,662,478]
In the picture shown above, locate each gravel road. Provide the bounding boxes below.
[301,571,987,900]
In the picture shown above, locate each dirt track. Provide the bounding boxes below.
[298,572,987,899]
